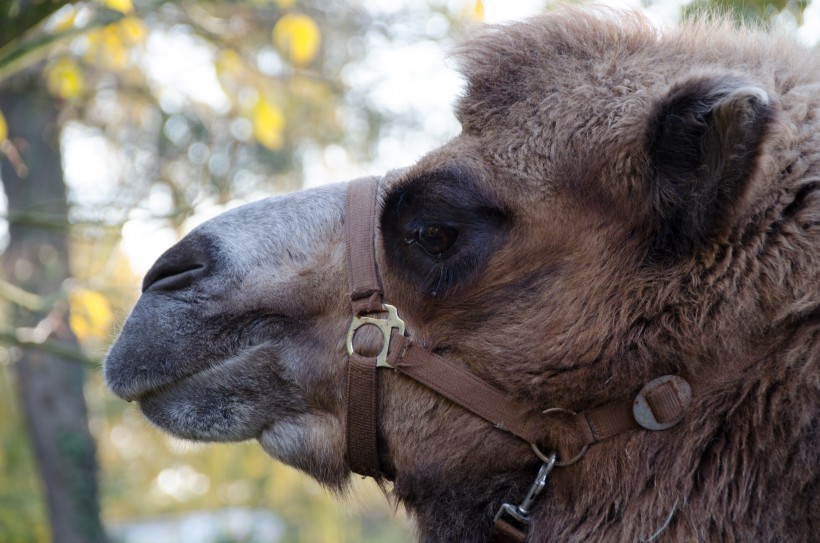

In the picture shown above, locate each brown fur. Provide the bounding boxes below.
[105,8,819,542]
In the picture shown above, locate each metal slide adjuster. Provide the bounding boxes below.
[346,303,406,368]
[494,452,557,529]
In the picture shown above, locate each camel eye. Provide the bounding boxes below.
[410,224,458,256]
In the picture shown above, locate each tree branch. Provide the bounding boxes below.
[0,277,47,311]
[0,327,98,368]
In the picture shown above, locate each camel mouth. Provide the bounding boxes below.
[113,341,303,443]
[105,355,229,404]
[105,330,282,401]
[105,371,175,404]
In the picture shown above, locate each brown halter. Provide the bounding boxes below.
[343,176,694,542]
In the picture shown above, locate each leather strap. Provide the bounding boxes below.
[345,176,383,316]
[387,334,696,461]
[344,176,385,477]
[491,518,528,543]
[387,335,554,444]
[346,352,383,477]
[388,334,691,465]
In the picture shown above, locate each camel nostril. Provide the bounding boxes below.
[142,262,206,292]
[142,235,214,293]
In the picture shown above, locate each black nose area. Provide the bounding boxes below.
[142,233,215,293]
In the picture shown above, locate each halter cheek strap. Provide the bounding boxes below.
[344,176,389,477]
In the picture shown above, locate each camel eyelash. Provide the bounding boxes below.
[421,251,482,298]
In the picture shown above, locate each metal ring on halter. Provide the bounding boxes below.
[531,407,590,467]
[531,442,588,467]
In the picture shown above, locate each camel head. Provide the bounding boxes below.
[105,8,819,542]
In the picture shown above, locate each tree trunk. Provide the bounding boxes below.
[0,76,107,543]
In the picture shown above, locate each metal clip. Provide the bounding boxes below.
[494,452,557,527]
[346,303,405,368]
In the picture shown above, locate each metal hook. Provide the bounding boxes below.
[494,452,557,527]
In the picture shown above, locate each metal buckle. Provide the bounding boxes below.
[346,303,405,368]
[632,375,692,431]
[494,452,557,528]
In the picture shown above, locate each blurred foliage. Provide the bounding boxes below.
[0,0,817,541]
[0,0,74,49]
[0,360,50,543]
[0,5,124,83]
[682,0,811,23]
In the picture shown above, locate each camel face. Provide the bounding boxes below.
[103,154,563,487]
[106,8,819,542]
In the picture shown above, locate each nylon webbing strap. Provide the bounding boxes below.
[344,176,384,477]
[346,353,382,477]
[386,334,653,458]
[345,176,383,316]
[387,335,552,444]
[491,518,528,543]
[583,399,638,441]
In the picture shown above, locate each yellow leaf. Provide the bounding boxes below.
[84,22,134,69]
[103,27,128,67]
[117,16,146,43]
[0,110,7,142]
[471,0,485,21]
[216,50,243,76]
[68,288,113,342]
[103,0,134,13]
[252,98,285,150]
[45,58,85,100]
[52,7,78,32]
[272,13,321,67]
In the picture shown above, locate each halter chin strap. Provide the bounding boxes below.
[343,176,695,538]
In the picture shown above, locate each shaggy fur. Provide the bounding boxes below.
[105,8,819,542]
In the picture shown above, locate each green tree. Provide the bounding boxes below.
[681,0,811,23]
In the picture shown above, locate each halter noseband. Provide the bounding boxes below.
[342,176,694,541]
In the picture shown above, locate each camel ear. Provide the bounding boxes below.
[646,76,775,259]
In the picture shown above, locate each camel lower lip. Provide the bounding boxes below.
[128,343,293,443]
[111,342,276,402]
[111,375,183,403]
[137,381,274,443]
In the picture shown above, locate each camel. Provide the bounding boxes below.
[105,8,819,542]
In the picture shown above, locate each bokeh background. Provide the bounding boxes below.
[0,1,816,542]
